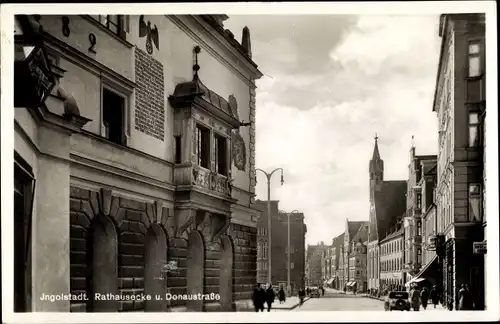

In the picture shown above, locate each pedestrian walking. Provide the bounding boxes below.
[265,284,275,312]
[458,284,474,310]
[420,286,430,310]
[321,286,325,296]
[252,283,265,312]
[298,287,306,306]
[410,285,421,311]
[430,285,440,308]
[278,287,286,304]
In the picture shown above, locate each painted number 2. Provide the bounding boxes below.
[62,16,70,37]
[88,33,97,53]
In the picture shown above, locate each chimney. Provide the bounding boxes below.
[241,26,252,58]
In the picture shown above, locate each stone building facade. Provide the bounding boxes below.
[254,200,306,292]
[332,233,345,289]
[379,227,404,289]
[342,220,365,290]
[432,13,486,310]
[346,222,368,292]
[306,242,327,287]
[403,145,437,278]
[419,160,441,272]
[13,14,263,312]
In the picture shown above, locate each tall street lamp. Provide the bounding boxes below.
[256,167,284,285]
[287,209,300,297]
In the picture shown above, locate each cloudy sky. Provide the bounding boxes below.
[224,15,441,245]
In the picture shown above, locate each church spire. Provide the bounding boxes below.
[372,133,381,160]
[369,133,384,185]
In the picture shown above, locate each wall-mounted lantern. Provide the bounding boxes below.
[14,15,55,110]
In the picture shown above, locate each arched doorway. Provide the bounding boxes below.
[186,231,204,311]
[87,215,118,312]
[219,235,234,311]
[144,224,168,312]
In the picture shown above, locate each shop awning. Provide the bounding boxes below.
[405,255,438,287]
[327,278,334,284]
[346,281,356,287]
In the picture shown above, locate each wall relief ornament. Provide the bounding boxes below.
[231,130,246,171]
[139,15,159,55]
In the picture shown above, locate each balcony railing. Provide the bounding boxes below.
[192,165,231,196]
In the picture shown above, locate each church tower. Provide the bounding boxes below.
[369,134,384,202]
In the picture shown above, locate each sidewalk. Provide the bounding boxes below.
[363,294,449,311]
[272,296,311,310]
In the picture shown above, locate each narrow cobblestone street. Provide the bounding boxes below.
[272,288,450,312]
[289,289,382,311]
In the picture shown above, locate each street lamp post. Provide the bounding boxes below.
[285,209,300,297]
[256,168,284,286]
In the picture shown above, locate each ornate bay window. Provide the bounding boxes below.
[167,45,247,244]
[169,46,242,198]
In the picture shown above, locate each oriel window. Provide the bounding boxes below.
[468,112,480,147]
[468,41,482,78]
[195,125,210,169]
[103,88,126,145]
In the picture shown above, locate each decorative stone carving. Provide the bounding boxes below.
[192,166,231,196]
[228,95,239,120]
[211,213,231,243]
[231,130,247,171]
[176,209,196,238]
[193,167,210,188]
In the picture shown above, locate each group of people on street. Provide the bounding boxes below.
[252,284,276,312]
[409,285,441,311]
[252,284,311,311]
[409,283,474,311]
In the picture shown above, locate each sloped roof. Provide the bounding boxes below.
[372,180,407,242]
[379,224,403,244]
[352,222,369,243]
[332,233,345,249]
[348,221,365,239]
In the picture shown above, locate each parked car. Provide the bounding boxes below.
[309,286,320,298]
[384,291,410,311]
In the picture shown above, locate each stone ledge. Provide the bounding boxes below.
[169,305,188,312]
[233,299,253,312]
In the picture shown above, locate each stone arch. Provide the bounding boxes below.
[144,224,168,312]
[186,230,205,311]
[219,235,234,311]
[69,210,118,312]
[88,214,119,312]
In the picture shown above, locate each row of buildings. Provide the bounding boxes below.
[307,220,368,292]
[317,14,487,310]
[254,200,307,295]
[13,14,266,312]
